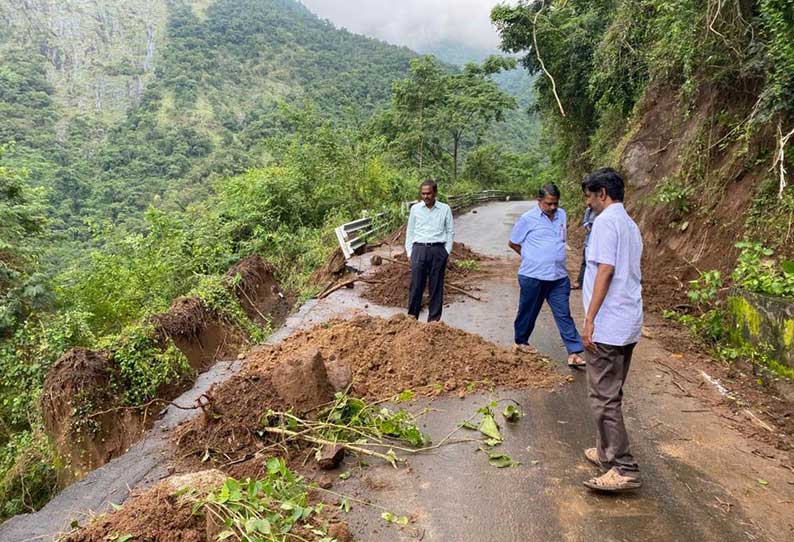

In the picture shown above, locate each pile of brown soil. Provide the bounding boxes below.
[62,470,349,542]
[311,246,349,287]
[61,483,205,542]
[252,314,561,399]
[363,242,487,308]
[152,296,247,371]
[175,314,562,474]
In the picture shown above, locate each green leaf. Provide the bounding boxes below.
[394,390,415,402]
[483,438,501,447]
[478,414,502,441]
[217,530,236,541]
[757,479,769,486]
[781,260,794,276]
[339,471,351,480]
[111,536,134,542]
[459,420,477,430]
[502,404,522,422]
[488,453,518,468]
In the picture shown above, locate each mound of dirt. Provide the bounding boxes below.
[251,314,561,399]
[175,314,561,475]
[40,348,146,483]
[363,242,487,308]
[61,475,213,542]
[63,468,348,542]
[311,247,349,287]
[226,255,289,326]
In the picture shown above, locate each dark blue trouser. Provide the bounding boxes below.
[514,275,584,354]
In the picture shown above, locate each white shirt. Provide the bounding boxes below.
[583,203,643,346]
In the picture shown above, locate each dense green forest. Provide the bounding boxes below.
[0,0,534,518]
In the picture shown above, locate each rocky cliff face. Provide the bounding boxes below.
[0,0,169,119]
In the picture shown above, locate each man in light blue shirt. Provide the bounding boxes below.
[508,183,585,367]
[405,179,454,321]
[580,168,643,493]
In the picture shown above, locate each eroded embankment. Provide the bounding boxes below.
[40,256,289,483]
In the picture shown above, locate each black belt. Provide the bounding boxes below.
[413,242,445,247]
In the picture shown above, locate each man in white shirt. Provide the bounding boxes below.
[405,180,454,322]
[580,168,644,492]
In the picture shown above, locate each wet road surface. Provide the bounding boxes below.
[335,202,759,542]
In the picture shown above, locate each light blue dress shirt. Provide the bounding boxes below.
[405,201,454,257]
[583,203,644,346]
[509,206,568,280]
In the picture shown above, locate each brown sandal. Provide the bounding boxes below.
[567,353,586,367]
[584,467,642,492]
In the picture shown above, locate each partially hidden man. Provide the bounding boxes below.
[580,168,644,492]
[405,180,454,322]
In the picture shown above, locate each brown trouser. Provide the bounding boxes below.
[585,342,640,477]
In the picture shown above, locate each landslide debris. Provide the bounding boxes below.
[175,314,561,477]
[61,469,347,542]
[363,242,486,308]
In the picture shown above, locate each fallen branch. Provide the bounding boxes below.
[261,426,404,467]
[85,397,203,419]
[653,358,697,384]
[445,282,482,301]
[317,277,359,299]
[532,6,565,117]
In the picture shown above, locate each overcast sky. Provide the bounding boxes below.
[299,0,503,51]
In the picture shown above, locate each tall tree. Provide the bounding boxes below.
[385,56,518,180]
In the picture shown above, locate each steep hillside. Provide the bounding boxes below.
[0,0,415,235]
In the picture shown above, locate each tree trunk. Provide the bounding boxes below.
[453,135,459,181]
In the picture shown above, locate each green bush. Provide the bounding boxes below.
[0,429,57,520]
[733,241,794,298]
[100,324,192,406]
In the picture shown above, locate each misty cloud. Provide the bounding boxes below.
[299,0,503,50]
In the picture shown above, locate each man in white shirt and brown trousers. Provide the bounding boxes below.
[405,179,454,322]
[580,168,644,492]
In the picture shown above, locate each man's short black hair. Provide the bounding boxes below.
[420,179,438,193]
[538,183,560,198]
[581,168,625,201]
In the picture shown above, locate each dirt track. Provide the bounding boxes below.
[3,201,794,542]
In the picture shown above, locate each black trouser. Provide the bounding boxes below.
[408,243,448,322]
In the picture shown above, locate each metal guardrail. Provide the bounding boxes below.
[334,212,387,259]
[336,190,525,260]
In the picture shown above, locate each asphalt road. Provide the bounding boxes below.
[336,201,762,542]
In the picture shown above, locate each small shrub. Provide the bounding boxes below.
[733,241,794,298]
[649,178,694,216]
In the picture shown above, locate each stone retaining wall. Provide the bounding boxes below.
[728,289,794,369]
